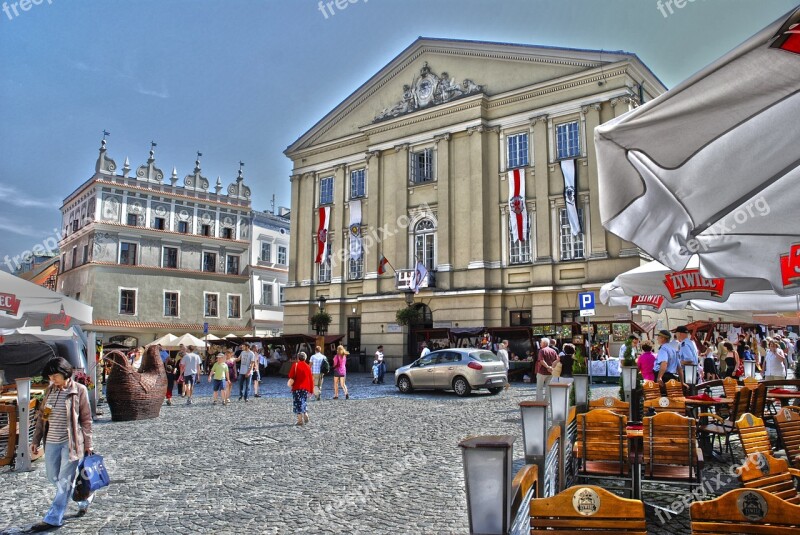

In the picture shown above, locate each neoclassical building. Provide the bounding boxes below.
[283,38,668,369]
[58,140,254,346]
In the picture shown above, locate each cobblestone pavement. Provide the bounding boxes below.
[0,376,759,534]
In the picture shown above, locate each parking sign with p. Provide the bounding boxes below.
[579,292,595,317]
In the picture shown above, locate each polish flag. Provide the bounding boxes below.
[315,206,330,264]
[507,168,528,243]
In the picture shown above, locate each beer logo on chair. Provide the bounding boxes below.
[737,491,768,521]
[779,243,800,289]
[604,398,614,408]
[572,487,600,516]
[663,269,725,299]
[658,397,670,408]
[784,408,794,421]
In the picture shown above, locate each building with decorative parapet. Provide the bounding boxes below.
[283,38,673,370]
[250,207,291,337]
[58,139,254,346]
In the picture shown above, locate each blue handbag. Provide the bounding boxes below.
[72,453,110,501]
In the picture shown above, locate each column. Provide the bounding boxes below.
[531,115,551,262]
[364,151,381,292]
[288,174,301,285]
[332,165,346,284]
[582,103,607,258]
[434,133,451,276]
[467,125,485,268]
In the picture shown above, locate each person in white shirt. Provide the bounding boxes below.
[420,342,430,358]
[309,346,329,401]
[180,345,202,405]
[618,335,640,360]
[497,341,510,371]
[764,339,787,381]
[236,343,257,402]
[253,347,266,398]
[375,345,386,384]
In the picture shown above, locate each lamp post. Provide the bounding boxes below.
[621,365,639,405]
[743,360,756,379]
[15,377,32,471]
[459,435,516,535]
[315,295,327,336]
[684,363,698,392]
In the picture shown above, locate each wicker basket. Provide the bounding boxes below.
[105,349,167,422]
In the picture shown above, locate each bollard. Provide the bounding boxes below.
[459,435,515,535]
[519,400,548,497]
[621,366,638,404]
[15,377,32,472]
[548,383,570,491]
[573,374,589,412]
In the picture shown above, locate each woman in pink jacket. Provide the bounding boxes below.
[332,345,350,400]
[31,357,95,530]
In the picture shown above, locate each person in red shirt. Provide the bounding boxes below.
[535,338,559,402]
[289,352,315,426]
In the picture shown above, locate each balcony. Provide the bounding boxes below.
[395,269,435,291]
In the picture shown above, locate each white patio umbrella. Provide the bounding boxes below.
[204,333,222,341]
[147,333,179,347]
[171,333,206,349]
[595,7,800,296]
[600,259,800,313]
[0,270,93,329]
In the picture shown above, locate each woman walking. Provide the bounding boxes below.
[165,351,178,406]
[764,338,787,381]
[288,352,314,426]
[332,345,350,400]
[224,349,238,405]
[30,357,95,531]
[722,341,740,378]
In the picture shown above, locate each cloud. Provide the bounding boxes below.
[136,82,169,99]
[73,61,100,72]
[0,183,61,209]
[0,215,46,238]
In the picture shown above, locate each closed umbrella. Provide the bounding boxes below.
[595,7,800,296]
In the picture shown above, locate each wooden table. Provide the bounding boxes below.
[679,397,733,462]
[767,392,800,406]
[627,427,644,499]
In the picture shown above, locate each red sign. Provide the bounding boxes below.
[631,295,665,311]
[780,243,800,288]
[0,293,21,315]
[663,269,725,299]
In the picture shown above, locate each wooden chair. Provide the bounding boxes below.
[738,451,800,505]
[665,379,685,399]
[722,376,739,399]
[776,406,800,469]
[690,488,800,534]
[510,464,538,520]
[743,377,759,390]
[749,383,768,421]
[736,413,773,459]
[644,396,686,415]
[642,411,703,494]
[576,409,633,496]
[697,388,752,462]
[642,380,661,402]
[0,404,18,467]
[530,485,646,534]
[589,397,630,417]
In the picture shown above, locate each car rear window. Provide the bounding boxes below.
[471,351,500,362]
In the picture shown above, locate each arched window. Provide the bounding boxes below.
[413,218,436,271]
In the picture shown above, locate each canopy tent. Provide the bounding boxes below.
[600,259,800,313]
[167,333,206,349]
[146,333,179,347]
[595,7,800,296]
[0,269,93,329]
[204,333,222,341]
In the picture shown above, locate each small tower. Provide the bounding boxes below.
[136,141,164,183]
[94,135,117,175]
[215,176,223,194]
[184,151,209,192]
[122,157,131,178]
[170,166,178,186]
[226,161,251,200]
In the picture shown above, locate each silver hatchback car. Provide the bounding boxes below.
[394,348,507,396]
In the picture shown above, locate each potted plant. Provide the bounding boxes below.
[310,311,332,333]
[395,306,420,327]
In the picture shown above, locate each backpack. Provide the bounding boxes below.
[320,357,331,375]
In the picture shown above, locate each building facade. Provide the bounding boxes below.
[58,141,253,346]
[250,208,290,337]
[283,38,670,369]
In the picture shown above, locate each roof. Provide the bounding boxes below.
[90,320,251,332]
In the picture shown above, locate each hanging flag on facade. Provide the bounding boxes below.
[378,255,392,275]
[411,261,428,294]
[315,206,330,264]
[349,199,362,260]
[560,159,582,236]
[507,168,528,243]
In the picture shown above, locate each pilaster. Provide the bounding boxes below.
[581,103,607,258]
[531,115,551,262]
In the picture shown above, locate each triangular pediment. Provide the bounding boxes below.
[286,38,655,156]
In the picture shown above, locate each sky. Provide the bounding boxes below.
[0,0,796,270]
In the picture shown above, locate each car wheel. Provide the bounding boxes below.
[453,376,472,397]
[397,375,413,393]
[488,387,503,395]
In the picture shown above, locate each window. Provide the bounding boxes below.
[561,310,580,323]
[559,208,585,261]
[60,253,65,273]
[127,213,138,226]
[349,256,364,281]
[164,292,179,317]
[319,176,334,205]
[413,218,436,272]
[201,224,211,237]
[227,295,241,318]
[507,133,529,169]
[226,255,240,275]
[318,258,331,283]
[71,247,77,268]
[82,245,89,264]
[178,220,188,234]
[75,292,80,302]
[119,242,137,265]
[119,289,136,315]
[509,214,531,264]
[72,220,79,232]
[279,285,285,304]
[277,246,287,265]
[204,293,218,317]
[410,148,434,184]
[260,242,272,262]
[154,217,165,230]
[350,168,365,198]
[556,121,580,159]
[510,310,532,327]
[162,247,178,269]
[261,283,273,306]
[222,227,233,239]
[202,252,217,272]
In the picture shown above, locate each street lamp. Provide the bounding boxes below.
[313,295,327,336]
[743,360,756,379]
[684,363,698,389]
[404,290,414,306]
[317,295,326,312]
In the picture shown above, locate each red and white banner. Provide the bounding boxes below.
[663,269,726,299]
[507,168,528,243]
[315,206,330,264]
[630,295,666,312]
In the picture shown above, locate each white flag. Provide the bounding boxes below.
[411,261,428,294]
[507,168,528,243]
[560,159,582,236]
[349,199,362,260]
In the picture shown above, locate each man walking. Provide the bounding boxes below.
[676,325,699,383]
[420,341,430,358]
[535,338,559,402]
[309,346,329,401]
[375,345,386,384]
[237,343,256,402]
[180,345,202,405]
[498,340,510,390]
[655,329,681,387]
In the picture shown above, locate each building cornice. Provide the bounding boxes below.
[60,260,250,280]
